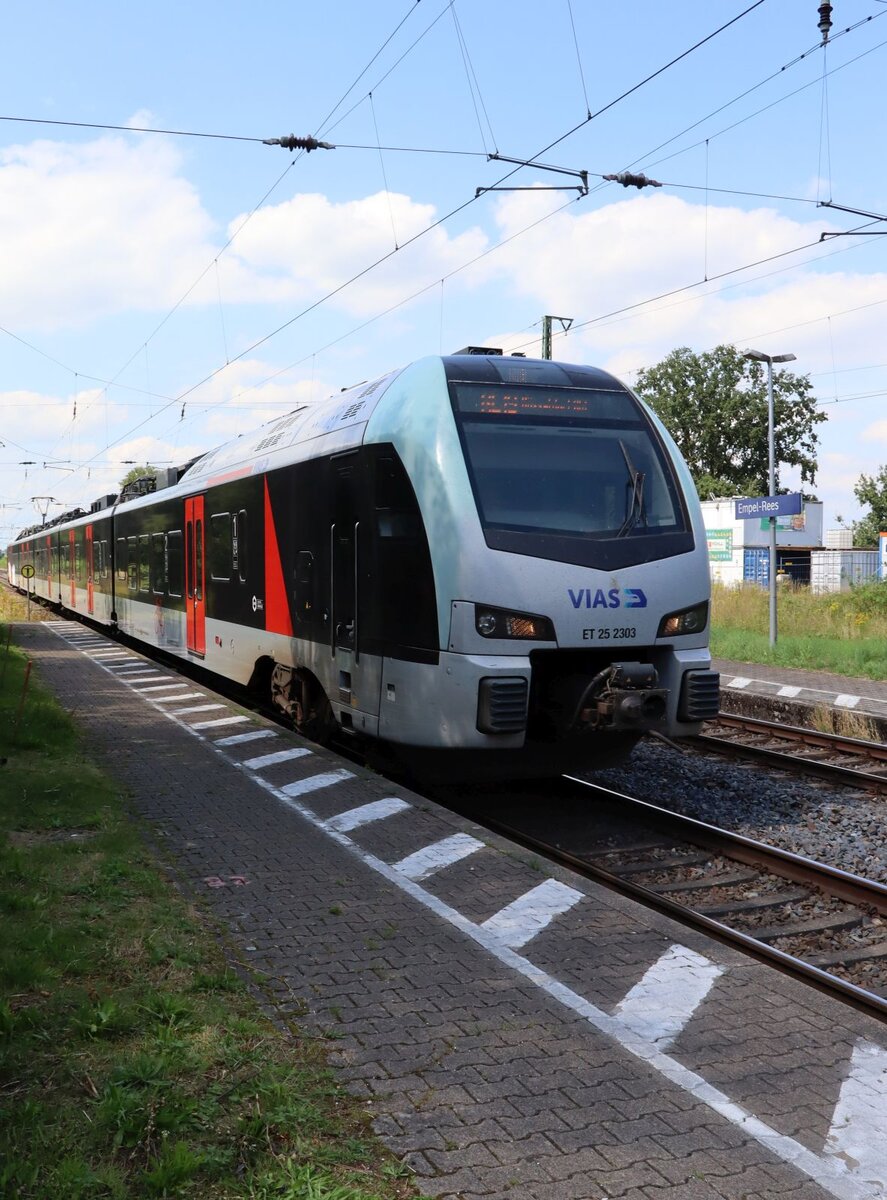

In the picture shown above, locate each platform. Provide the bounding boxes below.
[12,619,887,1200]
[714,656,887,738]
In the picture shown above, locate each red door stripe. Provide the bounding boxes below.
[263,479,293,636]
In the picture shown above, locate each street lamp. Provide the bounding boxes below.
[742,349,797,648]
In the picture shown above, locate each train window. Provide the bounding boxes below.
[75,537,85,582]
[233,510,248,582]
[101,540,110,579]
[167,530,183,597]
[374,455,422,539]
[127,537,138,592]
[151,533,166,594]
[66,539,74,580]
[116,538,127,581]
[195,521,203,600]
[458,421,683,538]
[209,512,232,581]
[138,535,150,592]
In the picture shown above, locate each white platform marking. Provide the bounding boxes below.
[89,653,133,660]
[777,685,802,698]
[127,675,175,683]
[189,715,250,730]
[322,796,407,830]
[238,766,883,1200]
[151,692,206,703]
[215,730,277,747]
[243,748,313,770]
[114,668,158,676]
[614,944,725,1049]
[392,832,484,881]
[480,878,584,950]
[727,676,752,689]
[169,704,226,715]
[834,694,860,709]
[131,683,190,693]
[825,1040,887,1184]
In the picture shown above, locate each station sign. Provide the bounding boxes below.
[734,493,803,520]
[21,564,35,579]
[880,532,887,580]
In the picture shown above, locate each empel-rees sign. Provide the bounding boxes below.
[734,493,803,520]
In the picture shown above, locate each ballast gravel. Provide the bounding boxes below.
[583,738,887,885]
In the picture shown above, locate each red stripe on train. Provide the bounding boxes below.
[263,478,293,636]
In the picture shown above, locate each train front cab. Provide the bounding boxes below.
[363,354,719,774]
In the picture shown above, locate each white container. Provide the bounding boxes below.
[824,528,853,549]
[810,550,880,593]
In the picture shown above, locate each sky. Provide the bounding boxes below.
[3,0,887,544]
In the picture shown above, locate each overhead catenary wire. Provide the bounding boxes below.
[25,0,438,479]
[71,0,769,473]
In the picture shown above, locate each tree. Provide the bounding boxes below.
[118,464,157,490]
[634,345,826,499]
[852,466,887,548]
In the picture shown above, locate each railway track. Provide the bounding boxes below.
[688,712,887,795]
[466,778,887,1022]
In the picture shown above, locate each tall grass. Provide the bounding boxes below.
[710,581,887,680]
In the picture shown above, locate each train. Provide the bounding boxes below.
[6,349,719,778]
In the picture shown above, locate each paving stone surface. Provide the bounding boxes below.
[12,620,887,1200]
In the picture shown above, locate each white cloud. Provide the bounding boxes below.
[0,136,218,329]
[222,190,489,316]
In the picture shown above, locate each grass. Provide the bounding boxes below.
[710,580,887,681]
[0,593,417,1200]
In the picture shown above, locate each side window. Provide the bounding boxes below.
[167,530,183,597]
[117,538,128,582]
[151,534,166,594]
[209,512,232,581]
[195,520,203,600]
[66,538,74,581]
[127,536,138,592]
[233,510,248,582]
[138,535,150,593]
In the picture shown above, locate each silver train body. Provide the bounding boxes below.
[7,352,718,776]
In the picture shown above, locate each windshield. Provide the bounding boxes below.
[452,384,684,539]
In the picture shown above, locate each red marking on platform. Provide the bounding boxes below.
[203,876,227,888]
[228,876,249,886]
[263,479,293,636]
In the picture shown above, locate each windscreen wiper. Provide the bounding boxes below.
[616,440,646,537]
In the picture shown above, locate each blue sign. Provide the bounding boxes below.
[734,493,803,520]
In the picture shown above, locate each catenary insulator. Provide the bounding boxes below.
[603,172,663,189]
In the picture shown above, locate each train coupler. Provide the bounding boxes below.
[571,661,668,733]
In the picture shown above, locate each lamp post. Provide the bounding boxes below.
[742,349,796,648]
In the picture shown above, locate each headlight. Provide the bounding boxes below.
[657,601,708,638]
[475,605,555,640]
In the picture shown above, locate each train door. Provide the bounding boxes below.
[68,530,76,608]
[329,454,380,729]
[185,495,206,655]
[85,524,95,615]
